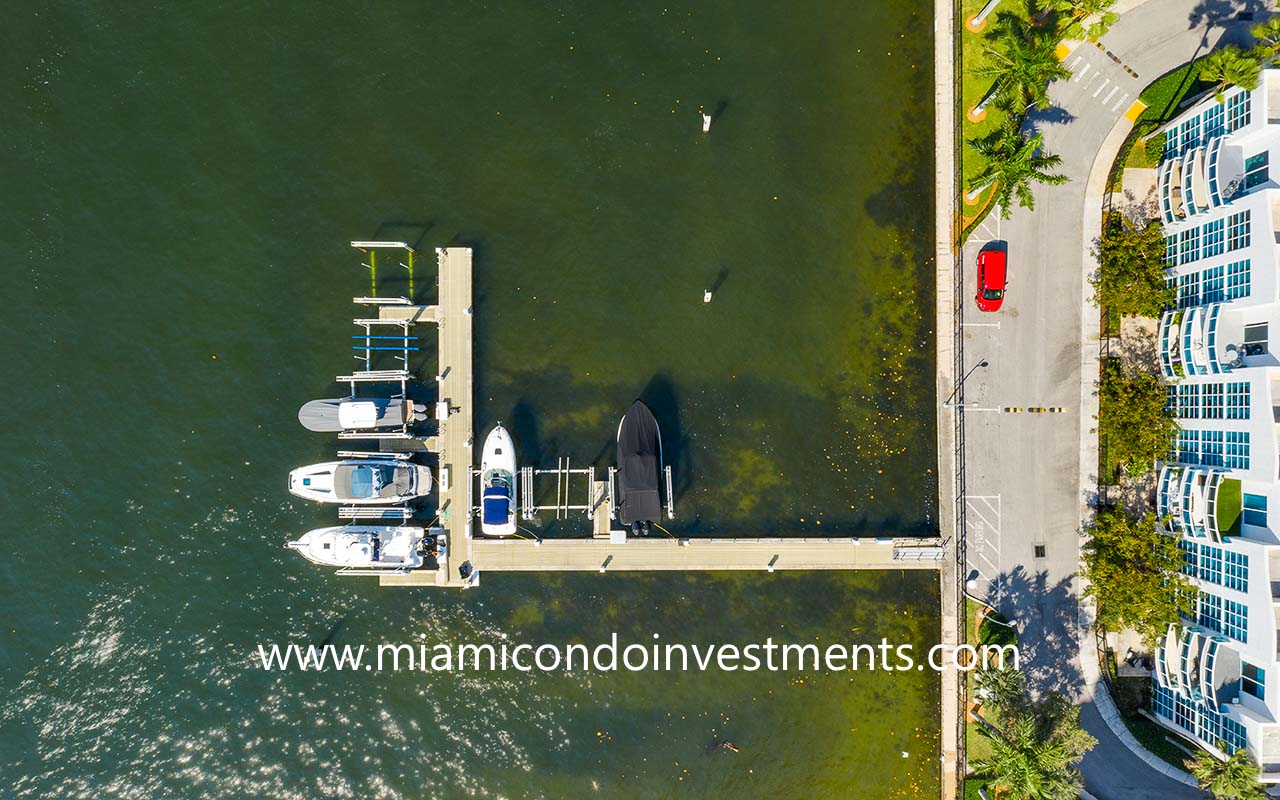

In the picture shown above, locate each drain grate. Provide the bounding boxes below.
[1034,545,1047,559]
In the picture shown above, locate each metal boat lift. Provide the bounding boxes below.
[334,241,427,440]
[510,459,599,521]
[607,465,676,520]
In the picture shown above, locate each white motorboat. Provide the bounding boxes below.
[288,459,432,505]
[286,525,430,569]
[479,424,518,536]
[297,397,427,433]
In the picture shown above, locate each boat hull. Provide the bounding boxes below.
[286,525,425,569]
[616,400,663,526]
[288,460,433,505]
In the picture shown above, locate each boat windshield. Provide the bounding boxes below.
[349,465,387,499]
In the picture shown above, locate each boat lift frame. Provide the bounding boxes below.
[606,465,676,520]
[351,240,416,300]
[336,241,425,440]
[502,459,599,522]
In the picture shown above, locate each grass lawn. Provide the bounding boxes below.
[959,0,1032,239]
[1118,707,1199,771]
[963,777,993,800]
[1138,59,1214,132]
[1216,477,1242,537]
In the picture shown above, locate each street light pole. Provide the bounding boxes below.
[943,358,989,408]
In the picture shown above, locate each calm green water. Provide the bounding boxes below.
[1,1,938,797]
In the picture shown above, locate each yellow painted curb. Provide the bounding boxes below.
[1124,100,1148,122]
[1054,42,1072,61]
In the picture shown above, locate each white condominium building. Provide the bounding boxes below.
[1151,69,1280,780]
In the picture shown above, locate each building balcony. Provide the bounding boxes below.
[1156,625,1242,711]
[1161,158,1186,224]
[1158,465,1236,540]
[1162,305,1237,377]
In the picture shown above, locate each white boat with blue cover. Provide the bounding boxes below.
[479,424,518,536]
[288,459,432,505]
[286,525,429,569]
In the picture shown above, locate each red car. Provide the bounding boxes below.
[976,249,1006,312]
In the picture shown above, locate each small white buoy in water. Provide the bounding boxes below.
[702,113,712,133]
[703,290,713,303]
[902,751,909,759]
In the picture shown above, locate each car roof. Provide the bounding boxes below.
[979,249,1006,286]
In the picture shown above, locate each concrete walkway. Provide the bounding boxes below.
[956,0,1262,796]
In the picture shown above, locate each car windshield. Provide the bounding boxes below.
[981,288,1004,300]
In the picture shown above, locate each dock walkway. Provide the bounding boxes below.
[380,537,942,586]
[388,247,473,588]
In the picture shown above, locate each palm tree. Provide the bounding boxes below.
[1251,17,1280,54]
[1040,0,1119,40]
[1201,46,1263,102]
[1185,743,1267,799]
[972,715,1083,799]
[966,117,1069,218]
[973,664,1027,718]
[977,14,1073,111]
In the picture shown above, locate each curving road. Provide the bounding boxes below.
[957,0,1266,797]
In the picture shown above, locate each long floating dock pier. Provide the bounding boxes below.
[419,247,473,587]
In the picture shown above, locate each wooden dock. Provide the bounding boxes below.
[382,247,473,588]
[379,536,943,586]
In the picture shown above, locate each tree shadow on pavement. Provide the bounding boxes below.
[1187,0,1273,34]
[1024,105,1077,133]
[985,566,1083,697]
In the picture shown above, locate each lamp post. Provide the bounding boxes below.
[943,359,989,408]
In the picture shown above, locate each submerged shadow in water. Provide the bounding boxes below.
[639,373,689,502]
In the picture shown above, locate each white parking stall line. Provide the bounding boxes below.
[1074,62,1093,82]
[965,495,1002,580]
[1111,92,1130,113]
[1092,78,1110,98]
[1102,85,1119,104]
[1068,55,1083,70]
[962,321,1001,328]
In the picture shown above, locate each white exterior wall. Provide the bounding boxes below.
[1153,70,1280,779]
